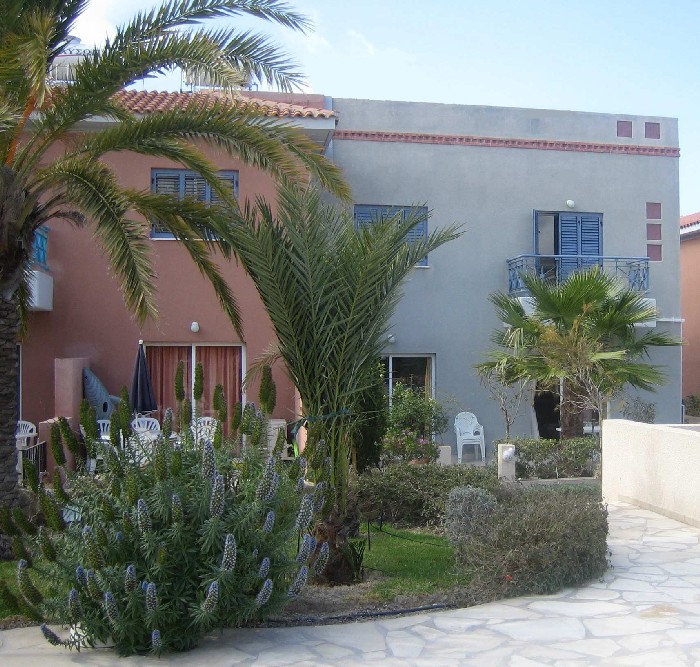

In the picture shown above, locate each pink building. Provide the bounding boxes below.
[21,91,337,431]
[681,212,700,398]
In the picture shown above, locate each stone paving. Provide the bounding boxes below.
[1,501,700,666]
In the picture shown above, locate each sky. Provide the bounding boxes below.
[73,0,700,214]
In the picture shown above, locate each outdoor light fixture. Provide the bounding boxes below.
[387,334,396,344]
[566,199,576,209]
[190,321,200,333]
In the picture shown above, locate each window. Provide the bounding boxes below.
[354,204,429,266]
[382,355,434,398]
[145,344,243,431]
[646,202,662,220]
[151,169,239,238]
[645,122,661,139]
[617,120,633,138]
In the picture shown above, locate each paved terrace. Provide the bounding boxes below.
[1,502,700,666]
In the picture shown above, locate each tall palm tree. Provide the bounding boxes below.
[0,0,349,510]
[232,185,460,567]
[479,269,680,437]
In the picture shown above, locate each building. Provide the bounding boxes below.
[681,213,700,399]
[22,93,683,459]
[330,99,682,451]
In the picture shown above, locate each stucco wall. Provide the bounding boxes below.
[22,139,293,426]
[332,99,682,457]
[602,419,700,527]
[681,233,700,397]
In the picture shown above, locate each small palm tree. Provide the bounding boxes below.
[232,185,460,579]
[0,0,349,508]
[479,269,680,437]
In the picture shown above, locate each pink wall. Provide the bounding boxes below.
[22,142,295,426]
[681,235,700,398]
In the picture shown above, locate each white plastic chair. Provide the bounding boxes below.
[193,416,219,442]
[131,417,160,434]
[454,412,485,464]
[97,419,112,441]
[80,420,114,474]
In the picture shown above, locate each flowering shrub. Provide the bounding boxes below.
[381,429,439,462]
[5,410,327,656]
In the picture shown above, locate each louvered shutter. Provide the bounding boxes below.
[354,204,429,266]
[558,214,580,281]
[152,171,183,236]
[184,173,207,202]
[579,214,602,271]
[210,173,238,206]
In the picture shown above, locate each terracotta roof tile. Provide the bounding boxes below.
[111,90,334,119]
[681,212,700,229]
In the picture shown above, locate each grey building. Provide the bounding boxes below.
[329,98,682,459]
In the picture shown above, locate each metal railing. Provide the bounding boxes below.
[507,254,649,294]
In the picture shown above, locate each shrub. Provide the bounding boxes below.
[684,394,700,418]
[445,486,497,544]
[386,383,448,437]
[8,415,327,655]
[513,437,600,479]
[354,462,499,528]
[381,429,439,463]
[451,486,608,597]
[620,397,656,423]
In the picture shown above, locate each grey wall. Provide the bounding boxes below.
[332,99,681,458]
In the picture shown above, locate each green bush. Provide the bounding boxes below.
[445,486,497,544]
[381,429,439,463]
[7,414,327,655]
[512,437,600,479]
[386,383,448,437]
[450,486,608,597]
[354,462,499,528]
[684,394,700,418]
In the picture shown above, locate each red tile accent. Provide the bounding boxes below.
[647,244,662,261]
[332,130,680,157]
[646,223,662,241]
[646,202,662,219]
[645,122,661,139]
[617,120,633,138]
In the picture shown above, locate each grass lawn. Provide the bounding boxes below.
[0,560,21,620]
[362,524,470,601]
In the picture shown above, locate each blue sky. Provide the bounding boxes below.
[75,0,700,214]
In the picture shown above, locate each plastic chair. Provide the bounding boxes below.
[454,412,485,464]
[131,417,160,434]
[15,420,37,449]
[193,416,219,442]
[15,420,39,480]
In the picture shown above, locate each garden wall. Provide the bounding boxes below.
[602,419,700,527]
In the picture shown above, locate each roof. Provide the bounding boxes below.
[681,212,700,238]
[111,90,335,119]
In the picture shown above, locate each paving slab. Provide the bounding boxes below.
[2,501,700,666]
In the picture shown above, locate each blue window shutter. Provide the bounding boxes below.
[558,214,580,255]
[580,215,602,256]
[354,204,429,266]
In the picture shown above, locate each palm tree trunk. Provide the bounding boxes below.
[0,289,20,560]
[560,380,584,438]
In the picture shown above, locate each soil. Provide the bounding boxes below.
[0,571,461,631]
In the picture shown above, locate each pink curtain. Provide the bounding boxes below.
[146,346,192,421]
[197,346,242,432]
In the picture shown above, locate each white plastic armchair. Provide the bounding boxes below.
[15,420,38,480]
[193,416,219,442]
[454,412,485,464]
[15,420,37,449]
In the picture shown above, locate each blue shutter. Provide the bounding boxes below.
[558,214,580,281]
[579,214,602,271]
[354,204,429,266]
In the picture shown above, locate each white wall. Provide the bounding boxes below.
[602,419,700,527]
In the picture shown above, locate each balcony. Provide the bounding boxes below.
[506,254,649,295]
[29,226,53,311]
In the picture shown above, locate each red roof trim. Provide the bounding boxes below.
[333,129,680,157]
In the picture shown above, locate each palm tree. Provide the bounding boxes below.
[231,185,460,580]
[479,269,680,437]
[0,0,349,509]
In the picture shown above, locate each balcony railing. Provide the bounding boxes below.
[507,254,649,295]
